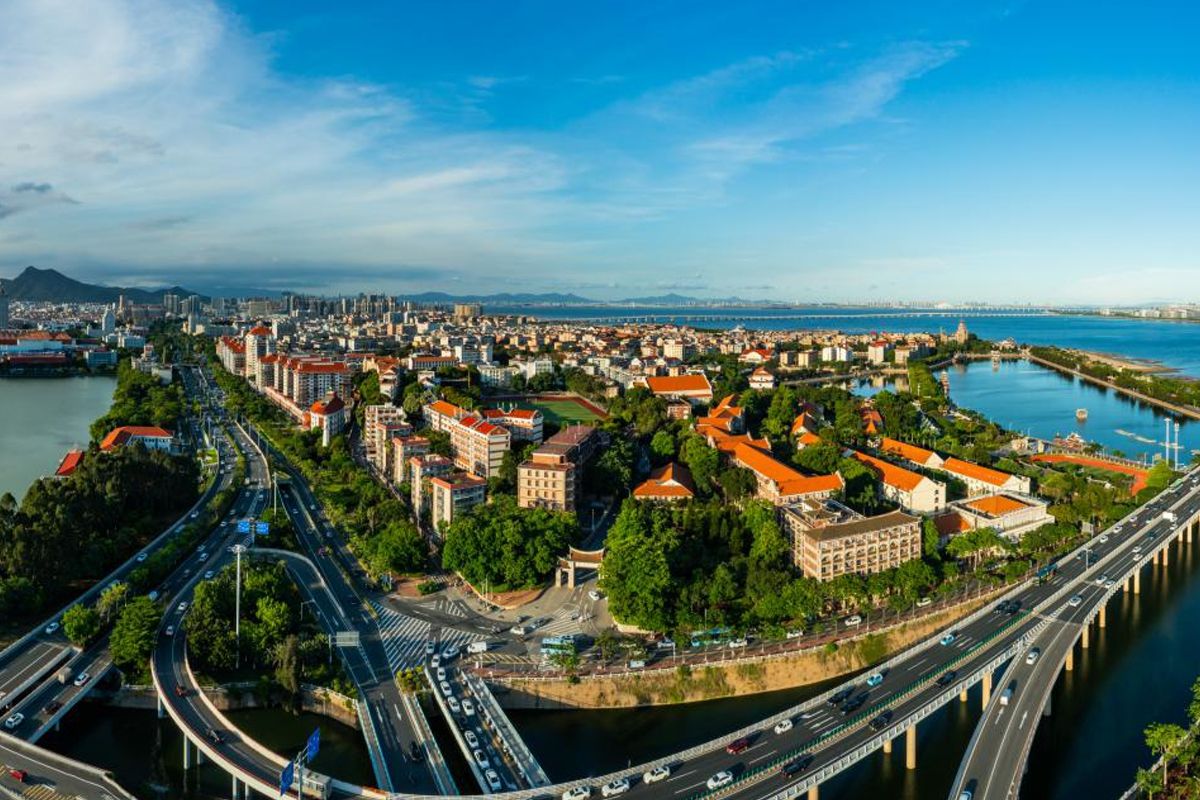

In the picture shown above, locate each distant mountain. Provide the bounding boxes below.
[0,266,198,304]
[406,291,596,305]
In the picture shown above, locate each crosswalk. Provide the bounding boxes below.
[427,597,473,619]
[371,601,487,673]
[533,603,586,637]
[18,785,96,800]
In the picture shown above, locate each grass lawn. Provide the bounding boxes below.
[528,398,604,427]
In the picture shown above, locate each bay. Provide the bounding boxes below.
[0,375,116,500]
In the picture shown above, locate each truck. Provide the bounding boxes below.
[1163,511,1178,523]
[56,666,73,686]
[1000,680,1017,706]
[467,641,489,655]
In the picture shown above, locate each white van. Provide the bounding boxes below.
[467,641,489,655]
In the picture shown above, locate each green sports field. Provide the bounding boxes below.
[527,398,604,427]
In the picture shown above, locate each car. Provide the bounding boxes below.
[828,687,854,705]
[73,672,90,687]
[431,655,442,669]
[439,681,453,696]
[1099,534,1109,543]
[464,730,480,748]
[485,770,503,792]
[728,637,749,649]
[177,602,189,613]
[780,756,812,777]
[601,778,631,797]
[7,769,27,783]
[436,667,447,682]
[843,615,863,627]
[204,570,215,580]
[190,511,199,519]
[207,728,223,745]
[1105,579,1116,589]
[447,696,461,714]
[4,713,24,730]
[45,700,62,713]
[562,787,592,800]
[959,792,973,800]
[44,621,59,635]
[1133,544,1143,555]
[588,589,603,602]
[870,710,893,731]
[199,552,209,562]
[643,766,671,784]
[409,741,424,762]
[937,670,958,687]
[1068,594,1083,608]
[726,737,751,755]
[940,632,957,646]
[916,597,933,607]
[786,629,804,639]
[165,625,175,637]
[472,749,489,769]
[866,672,884,688]
[136,553,148,563]
[462,699,476,716]
[840,693,868,715]
[425,642,436,656]
[442,644,460,660]
[1026,648,1041,665]
[174,685,188,697]
[707,771,734,791]
[1095,574,1109,586]
[774,718,794,734]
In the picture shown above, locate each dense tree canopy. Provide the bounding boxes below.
[441,496,576,590]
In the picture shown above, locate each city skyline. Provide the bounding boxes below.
[1,1,1198,302]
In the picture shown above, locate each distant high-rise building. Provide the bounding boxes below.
[210,296,226,316]
[101,307,116,334]
[163,293,181,315]
[0,284,8,329]
[954,319,969,345]
[182,295,202,315]
[453,302,482,320]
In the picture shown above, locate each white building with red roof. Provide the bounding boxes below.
[99,425,175,452]
[637,372,713,405]
[748,366,776,391]
[308,392,347,446]
[449,415,511,479]
[482,407,544,444]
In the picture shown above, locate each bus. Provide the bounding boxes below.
[538,635,577,661]
[1035,562,1059,584]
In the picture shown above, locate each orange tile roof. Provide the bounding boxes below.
[963,494,1031,516]
[796,431,822,448]
[881,437,938,465]
[791,412,818,437]
[99,425,173,451]
[633,462,695,499]
[934,511,972,537]
[778,473,844,497]
[942,457,1013,487]
[247,325,271,336]
[698,425,770,454]
[851,451,925,492]
[732,442,830,490]
[644,373,713,396]
[311,393,345,414]
[427,400,465,419]
[55,449,84,476]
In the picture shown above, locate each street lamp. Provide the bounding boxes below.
[233,543,248,668]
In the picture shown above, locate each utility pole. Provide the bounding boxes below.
[233,543,247,669]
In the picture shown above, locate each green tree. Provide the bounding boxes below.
[442,496,576,590]
[922,517,943,560]
[110,596,163,677]
[598,500,677,632]
[62,603,102,646]
[679,434,719,496]
[1145,722,1188,789]
[274,634,302,703]
[649,430,676,464]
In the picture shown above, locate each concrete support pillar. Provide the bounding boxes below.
[883,737,893,755]
[182,736,192,771]
[1082,624,1090,649]
[1099,605,1107,628]
[1134,569,1142,594]
[905,725,917,771]
[196,748,205,766]
[1065,646,1074,672]
[1164,545,1170,567]
[959,688,968,703]
[982,673,992,708]
[1043,693,1052,718]
[808,787,819,800]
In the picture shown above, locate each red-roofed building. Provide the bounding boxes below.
[698,395,745,434]
[430,472,487,534]
[880,437,944,470]
[850,451,946,513]
[638,373,713,405]
[738,347,774,365]
[423,399,467,433]
[633,462,695,502]
[449,415,511,479]
[941,457,1032,496]
[732,442,843,505]
[749,366,776,391]
[54,449,85,477]
[99,426,175,453]
[308,392,347,446]
[482,407,544,444]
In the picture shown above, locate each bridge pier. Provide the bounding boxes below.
[157,696,164,719]
[1082,624,1090,649]
[982,673,993,708]
[1066,646,1074,672]
[1134,569,1142,594]
[883,737,893,755]
[808,787,819,800]
[1164,544,1170,567]
[905,725,917,770]
[1043,693,1052,718]
[1100,605,1107,628]
[959,688,968,703]
[182,736,193,771]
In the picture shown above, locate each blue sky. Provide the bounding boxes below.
[0,0,1197,302]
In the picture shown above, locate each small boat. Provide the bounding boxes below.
[1076,408,1088,421]
[1115,429,1134,438]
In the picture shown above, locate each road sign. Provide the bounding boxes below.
[256,522,270,535]
[237,519,251,534]
[306,727,321,761]
[334,631,360,647]
[278,761,294,796]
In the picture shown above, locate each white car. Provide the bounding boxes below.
[774,718,794,734]
[485,769,502,792]
[436,667,447,682]
[447,697,461,714]
[1025,648,1041,665]
[431,655,441,669]
[439,681,453,697]
[441,644,460,660]
[1068,595,1083,608]
[601,777,630,797]
[472,749,489,769]
[73,672,90,687]
[643,766,671,784]
[1094,575,1108,586]
[177,602,189,613]
[464,730,480,748]
[707,771,734,790]
[136,553,148,563]
[165,625,175,637]
[786,629,804,639]
[843,615,863,627]
[588,590,603,602]
[562,788,592,800]
[425,642,436,656]
[204,570,215,580]
[916,597,933,607]
[44,621,60,635]
[199,553,209,562]
[4,713,24,730]
[728,638,748,649]
[1099,535,1109,543]
[462,699,476,716]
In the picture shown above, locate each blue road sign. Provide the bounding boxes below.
[279,761,294,796]
[237,519,251,534]
[306,727,321,761]
[256,522,271,535]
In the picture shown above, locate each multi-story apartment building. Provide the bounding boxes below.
[410,453,453,521]
[423,399,467,434]
[391,435,430,484]
[782,499,921,581]
[430,472,487,534]
[243,325,272,382]
[517,425,598,513]
[851,451,946,513]
[308,392,347,447]
[449,415,510,479]
[363,404,410,475]
[481,407,544,444]
[216,335,246,375]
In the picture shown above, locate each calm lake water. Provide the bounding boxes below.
[0,376,116,499]
[495,305,1200,376]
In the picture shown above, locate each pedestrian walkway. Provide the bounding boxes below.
[372,601,487,673]
[427,597,473,618]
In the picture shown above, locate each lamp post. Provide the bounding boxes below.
[233,543,247,669]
